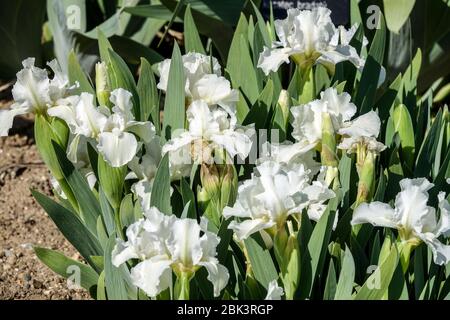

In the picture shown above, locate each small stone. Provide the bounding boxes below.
[20,243,33,250]
[33,279,43,289]
[4,249,13,257]
[23,273,32,282]
[6,255,16,266]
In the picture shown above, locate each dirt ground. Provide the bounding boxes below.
[0,99,89,300]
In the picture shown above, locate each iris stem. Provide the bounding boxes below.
[298,65,315,104]
[175,272,191,300]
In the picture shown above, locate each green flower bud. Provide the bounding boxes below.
[200,163,220,198]
[355,151,376,206]
[321,112,338,168]
[95,62,111,107]
[277,89,291,125]
[219,164,237,208]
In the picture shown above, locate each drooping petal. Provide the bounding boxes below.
[228,219,275,241]
[420,233,450,266]
[112,239,140,267]
[66,133,82,164]
[436,192,450,237]
[127,121,156,143]
[130,258,173,297]
[0,105,29,136]
[351,202,398,229]
[223,199,253,219]
[97,130,138,167]
[317,45,365,74]
[162,132,196,155]
[290,102,322,144]
[47,99,78,132]
[198,261,229,297]
[257,46,295,76]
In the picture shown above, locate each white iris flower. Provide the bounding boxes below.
[0,58,72,136]
[157,52,238,114]
[257,7,365,75]
[338,111,386,154]
[112,207,229,297]
[352,178,450,265]
[223,160,334,240]
[291,87,357,146]
[162,100,253,177]
[48,88,155,167]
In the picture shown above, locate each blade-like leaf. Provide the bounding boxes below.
[150,153,172,214]
[31,190,103,268]
[162,42,186,141]
[34,247,98,291]
[184,5,206,54]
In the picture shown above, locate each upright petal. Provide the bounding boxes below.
[320,88,357,123]
[167,219,203,267]
[133,179,154,212]
[110,88,134,120]
[12,58,51,112]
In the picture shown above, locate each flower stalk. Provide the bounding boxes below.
[175,271,192,300]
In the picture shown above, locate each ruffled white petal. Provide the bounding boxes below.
[339,111,381,138]
[130,258,173,297]
[257,46,295,75]
[351,202,398,229]
[167,219,203,267]
[265,280,284,300]
[420,233,450,266]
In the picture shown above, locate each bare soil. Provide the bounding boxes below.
[0,100,89,300]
